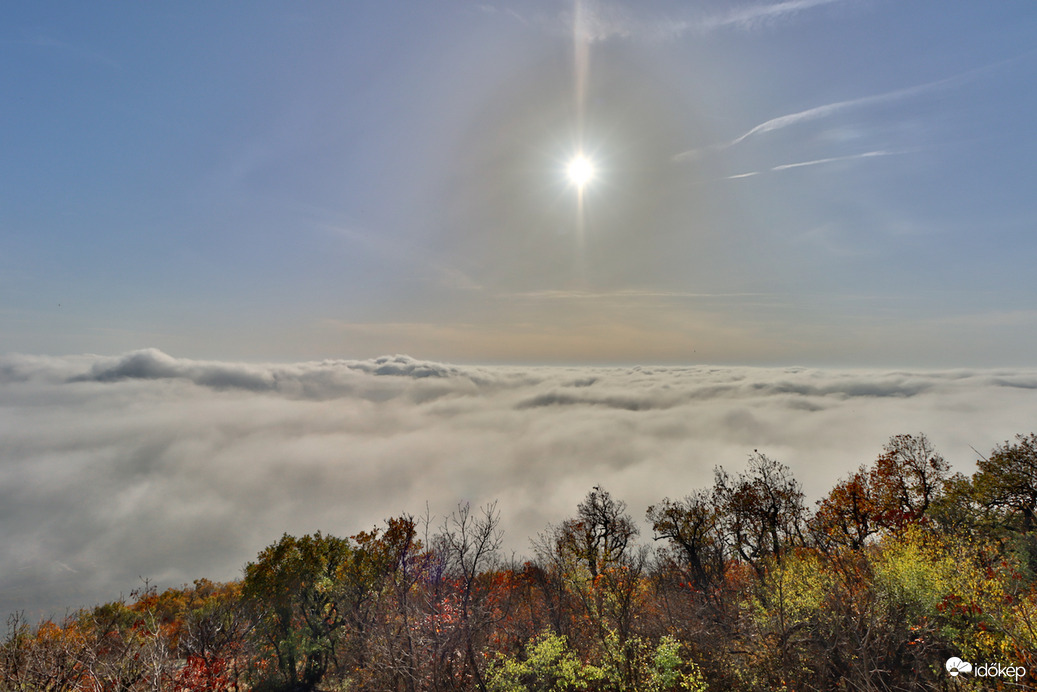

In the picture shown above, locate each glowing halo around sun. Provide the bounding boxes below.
[566,153,596,190]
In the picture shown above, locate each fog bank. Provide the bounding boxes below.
[2,349,1035,618]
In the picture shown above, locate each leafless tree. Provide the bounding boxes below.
[714,452,807,576]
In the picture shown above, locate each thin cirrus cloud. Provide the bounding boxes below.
[771,150,893,171]
[696,0,849,33]
[673,64,995,163]
[519,0,851,43]
[2,349,1036,619]
[723,149,897,180]
[320,223,484,294]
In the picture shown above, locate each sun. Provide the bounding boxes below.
[566,154,596,189]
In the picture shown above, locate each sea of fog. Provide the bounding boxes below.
[2,348,1036,619]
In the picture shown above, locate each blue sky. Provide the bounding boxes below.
[4,1,1037,616]
[3,1,1037,365]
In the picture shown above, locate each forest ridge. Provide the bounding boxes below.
[3,433,1036,691]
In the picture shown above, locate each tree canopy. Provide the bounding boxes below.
[3,433,1036,690]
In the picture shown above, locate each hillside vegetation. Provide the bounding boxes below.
[3,433,1036,691]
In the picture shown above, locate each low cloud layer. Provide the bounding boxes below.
[2,349,1036,618]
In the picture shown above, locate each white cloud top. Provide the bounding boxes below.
[2,349,1036,618]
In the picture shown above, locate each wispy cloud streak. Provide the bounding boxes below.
[675,67,988,162]
[322,223,482,293]
[699,0,847,33]
[723,149,897,179]
[772,150,891,170]
[492,0,851,43]
[726,171,762,180]
[505,289,773,301]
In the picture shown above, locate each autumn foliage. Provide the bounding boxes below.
[3,433,1037,690]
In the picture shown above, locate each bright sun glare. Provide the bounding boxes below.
[566,154,596,189]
